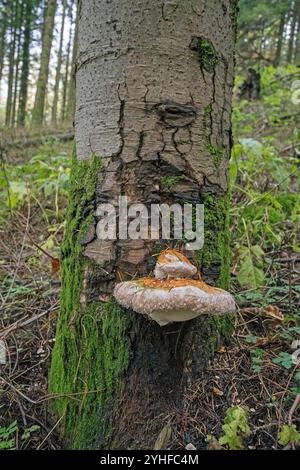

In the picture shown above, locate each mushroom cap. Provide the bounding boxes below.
[153,249,197,280]
[113,278,236,326]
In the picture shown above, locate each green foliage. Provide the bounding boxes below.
[219,406,251,450]
[0,420,17,450]
[0,420,39,450]
[278,425,300,446]
[0,139,70,223]
[251,347,265,373]
[232,66,300,289]
[272,352,294,370]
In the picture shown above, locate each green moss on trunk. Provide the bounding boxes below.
[197,191,233,341]
[49,148,130,449]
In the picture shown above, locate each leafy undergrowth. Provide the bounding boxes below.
[0,65,299,449]
[0,137,71,449]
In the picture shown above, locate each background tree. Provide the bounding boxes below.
[51,0,67,125]
[31,0,56,126]
[50,0,238,449]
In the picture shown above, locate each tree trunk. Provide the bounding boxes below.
[0,2,8,93]
[61,0,74,122]
[5,4,17,127]
[65,2,77,123]
[287,0,298,63]
[50,0,237,450]
[11,2,23,127]
[51,0,67,125]
[274,13,286,66]
[31,0,57,126]
[294,0,300,63]
[18,0,33,127]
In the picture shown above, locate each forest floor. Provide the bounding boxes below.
[0,66,299,450]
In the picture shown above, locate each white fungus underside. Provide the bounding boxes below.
[113,282,236,326]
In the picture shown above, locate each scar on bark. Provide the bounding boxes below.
[156,101,197,127]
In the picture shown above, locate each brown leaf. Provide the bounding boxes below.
[51,258,60,275]
[153,424,172,450]
[264,305,284,322]
[212,387,224,397]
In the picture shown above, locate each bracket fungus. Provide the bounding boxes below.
[113,249,236,326]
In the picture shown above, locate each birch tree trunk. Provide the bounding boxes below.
[50,0,237,450]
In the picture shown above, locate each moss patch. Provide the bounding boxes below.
[203,103,225,169]
[197,191,233,342]
[160,175,184,191]
[197,191,231,289]
[49,147,130,449]
[198,37,219,73]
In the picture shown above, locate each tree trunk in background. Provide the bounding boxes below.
[18,0,33,127]
[0,3,8,93]
[5,4,17,127]
[50,0,237,450]
[274,13,286,66]
[287,0,298,63]
[51,0,67,125]
[294,0,300,63]
[61,0,74,122]
[31,0,56,126]
[65,2,77,123]
[11,2,24,127]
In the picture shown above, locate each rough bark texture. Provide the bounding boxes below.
[31,0,56,126]
[50,0,237,450]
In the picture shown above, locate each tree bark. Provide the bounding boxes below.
[274,13,286,66]
[0,2,8,93]
[65,1,78,123]
[11,2,24,127]
[5,2,17,127]
[50,0,237,450]
[61,0,74,122]
[18,0,33,127]
[294,0,300,63]
[51,0,67,125]
[287,0,298,63]
[31,0,57,126]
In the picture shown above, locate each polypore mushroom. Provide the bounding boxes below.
[153,249,197,280]
[113,249,236,326]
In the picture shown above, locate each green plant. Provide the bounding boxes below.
[272,352,294,370]
[278,425,300,447]
[0,420,18,450]
[219,406,251,450]
[251,348,265,373]
[0,421,39,450]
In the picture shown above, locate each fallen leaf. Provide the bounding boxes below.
[51,258,60,275]
[153,424,172,450]
[213,387,224,397]
[218,346,227,354]
[264,305,283,321]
